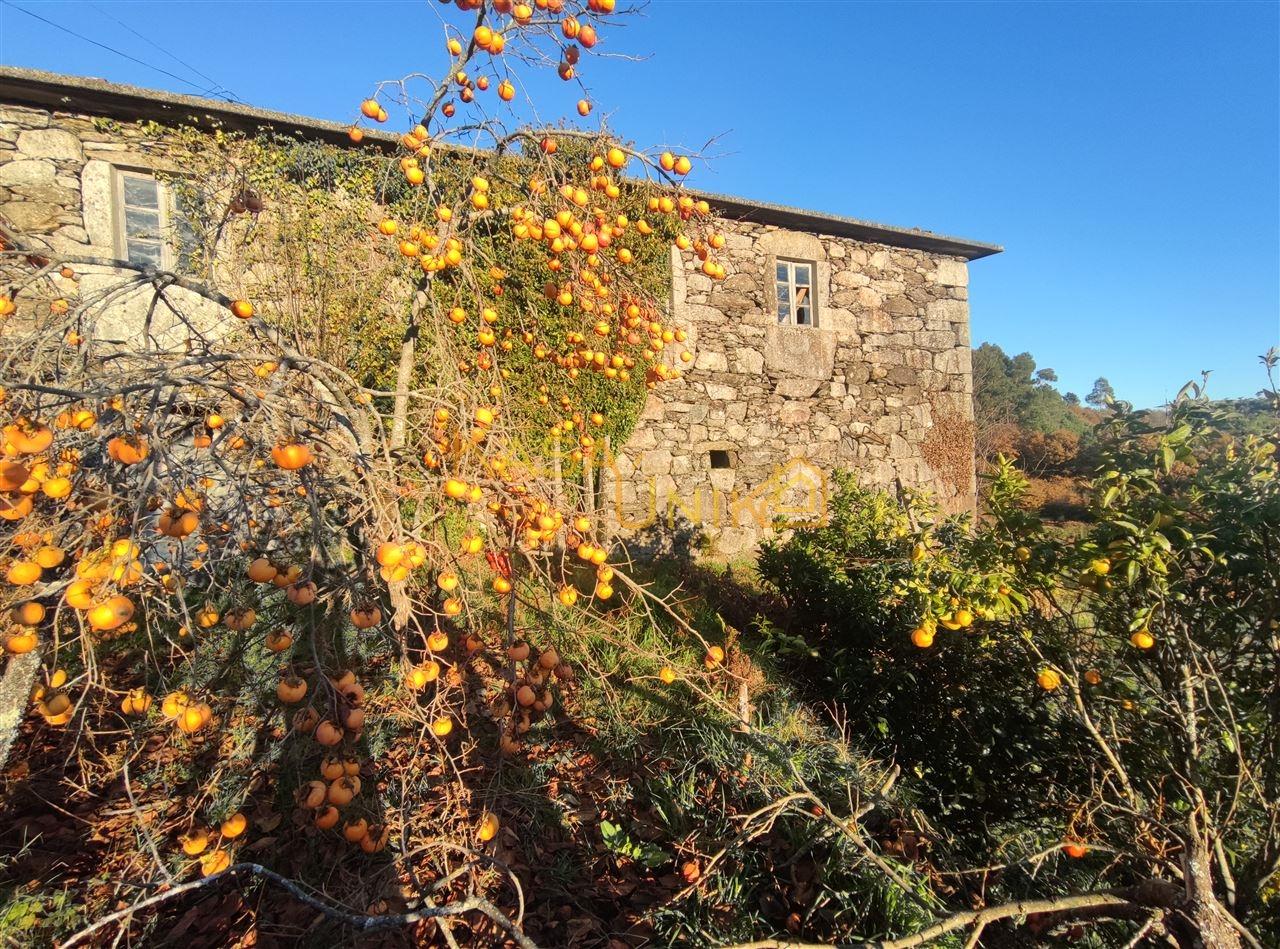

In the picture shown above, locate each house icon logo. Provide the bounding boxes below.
[731,457,829,530]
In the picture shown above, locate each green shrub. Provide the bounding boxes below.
[757,474,1091,845]
[755,356,1280,944]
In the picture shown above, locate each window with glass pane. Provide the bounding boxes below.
[775,258,817,327]
[118,172,166,267]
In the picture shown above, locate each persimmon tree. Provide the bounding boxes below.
[0,0,747,942]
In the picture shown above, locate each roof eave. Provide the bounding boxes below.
[702,192,1002,261]
[0,66,1002,261]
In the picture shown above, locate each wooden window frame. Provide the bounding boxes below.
[775,257,817,327]
[112,168,175,270]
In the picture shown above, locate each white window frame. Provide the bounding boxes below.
[112,168,180,270]
[775,257,817,327]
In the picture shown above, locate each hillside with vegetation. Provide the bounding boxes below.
[973,341,1280,525]
[0,2,1276,946]
[970,342,1100,521]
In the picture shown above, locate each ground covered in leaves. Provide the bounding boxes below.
[0,563,937,949]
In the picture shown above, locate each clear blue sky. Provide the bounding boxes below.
[2,0,1277,407]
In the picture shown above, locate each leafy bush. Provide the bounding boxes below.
[757,475,1090,845]
[757,355,1280,945]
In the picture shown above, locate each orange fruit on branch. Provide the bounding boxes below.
[13,601,44,625]
[41,691,71,717]
[247,557,278,583]
[277,675,307,704]
[160,691,189,719]
[406,661,439,690]
[6,560,41,586]
[0,461,29,491]
[177,703,212,734]
[375,543,405,568]
[286,581,317,605]
[271,441,313,470]
[327,776,358,807]
[224,606,256,630]
[5,630,37,654]
[4,423,53,455]
[106,435,148,465]
[121,688,152,716]
[359,825,388,853]
[298,781,327,809]
[320,756,346,781]
[350,606,381,629]
[293,708,320,734]
[87,595,135,632]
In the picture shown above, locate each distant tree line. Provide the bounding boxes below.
[971,342,1106,475]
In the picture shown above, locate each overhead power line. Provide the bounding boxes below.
[1,0,239,102]
[87,1,242,102]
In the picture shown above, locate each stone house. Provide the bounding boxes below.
[0,66,1000,557]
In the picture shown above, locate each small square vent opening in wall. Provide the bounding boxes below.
[709,450,735,469]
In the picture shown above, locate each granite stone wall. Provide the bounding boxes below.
[2,102,976,560]
[0,103,218,343]
[0,104,95,244]
[603,221,975,557]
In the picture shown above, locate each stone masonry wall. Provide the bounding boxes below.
[604,221,975,557]
[0,103,219,343]
[2,100,976,561]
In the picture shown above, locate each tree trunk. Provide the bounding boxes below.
[1173,837,1243,949]
[390,289,427,450]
